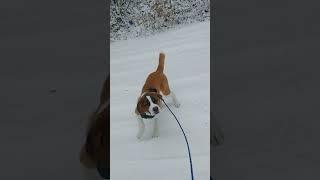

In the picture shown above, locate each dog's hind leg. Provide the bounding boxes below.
[164,90,181,108]
[161,75,180,108]
[169,91,180,108]
[136,116,145,139]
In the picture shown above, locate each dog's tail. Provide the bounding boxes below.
[156,52,165,73]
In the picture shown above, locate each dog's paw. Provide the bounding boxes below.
[136,133,143,140]
[152,131,159,138]
[152,134,159,138]
[137,136,144,141]
[174,102,181,108]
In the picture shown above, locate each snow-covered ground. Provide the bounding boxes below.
[110,21,210,180]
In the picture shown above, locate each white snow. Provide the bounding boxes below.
[110,21,210,180]
[111,0,210,40]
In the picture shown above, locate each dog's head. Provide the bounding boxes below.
[136,92,162,117]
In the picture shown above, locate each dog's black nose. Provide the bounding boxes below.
[153,107,159,113]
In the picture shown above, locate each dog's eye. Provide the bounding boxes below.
[144,99,150,106]
[151,96,157,103]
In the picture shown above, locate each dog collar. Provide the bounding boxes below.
[140,113,155,119]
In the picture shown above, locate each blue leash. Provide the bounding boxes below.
[161,98,194,180]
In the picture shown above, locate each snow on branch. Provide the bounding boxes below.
[110,0,210,41]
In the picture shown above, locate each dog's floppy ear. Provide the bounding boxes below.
[136,96,142,114]
[81,109,107,166]
[100,77,108,104]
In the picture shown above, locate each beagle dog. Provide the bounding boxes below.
[80,76,109,179]
[135,52,180,139]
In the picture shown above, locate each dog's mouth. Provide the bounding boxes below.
[139,105,161,118]
[140,112,156,119]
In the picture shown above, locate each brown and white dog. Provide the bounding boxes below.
[135,52,180,139]
[80,76,109,179]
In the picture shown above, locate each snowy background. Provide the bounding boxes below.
[110,18,210,180]
[110,1,210,179]
[110,0,210,40]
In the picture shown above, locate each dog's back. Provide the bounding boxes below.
[142,53,167,93]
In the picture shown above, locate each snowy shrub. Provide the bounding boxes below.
[110,0,210,41]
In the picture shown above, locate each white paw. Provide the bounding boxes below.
[136,132,143,139]
[152,130,159,138]
[152,134,159,138]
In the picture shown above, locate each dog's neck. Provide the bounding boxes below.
[140,113,155,119]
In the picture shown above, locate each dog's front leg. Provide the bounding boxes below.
[136,116,145,139]
[152,118,159,138]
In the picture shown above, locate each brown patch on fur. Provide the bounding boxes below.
[141,53,171,96]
